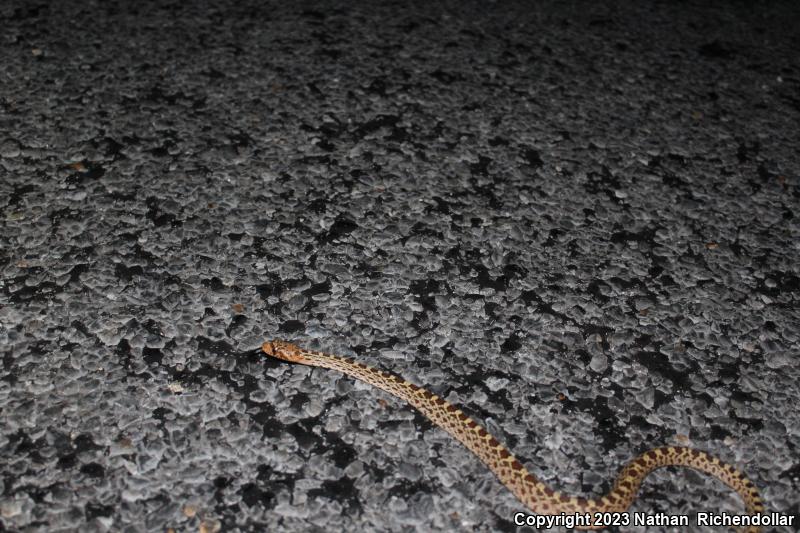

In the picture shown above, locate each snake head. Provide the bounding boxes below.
[262,339,307,363]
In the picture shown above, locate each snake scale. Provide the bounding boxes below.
[262,339,764,531]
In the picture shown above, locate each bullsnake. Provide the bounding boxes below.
[262,339,764,531]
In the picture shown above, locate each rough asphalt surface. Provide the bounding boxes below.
[1,1,799,532]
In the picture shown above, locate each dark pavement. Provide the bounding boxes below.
[1,1,798,531]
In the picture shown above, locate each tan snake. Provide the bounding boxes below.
[262,339,765,531]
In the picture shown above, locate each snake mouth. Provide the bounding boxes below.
[262,340,277,356]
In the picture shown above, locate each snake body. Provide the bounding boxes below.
[262,340,764,531]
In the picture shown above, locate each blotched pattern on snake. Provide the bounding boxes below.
[262,339,765,532]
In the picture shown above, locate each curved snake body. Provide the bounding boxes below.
[262,340,764,532]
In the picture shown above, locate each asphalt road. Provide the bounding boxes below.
[1,1,798,532]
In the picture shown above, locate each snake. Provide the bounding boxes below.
[262,339,765,532]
